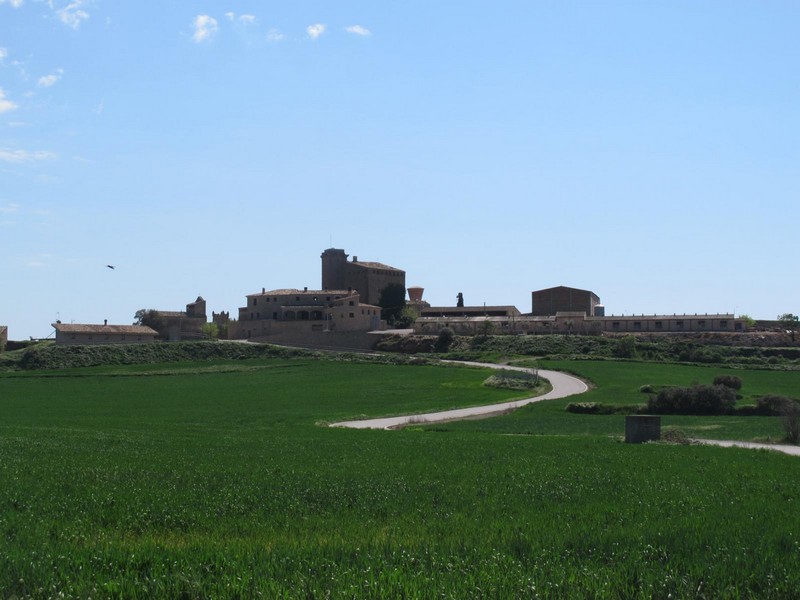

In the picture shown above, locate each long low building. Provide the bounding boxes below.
[414,312,746,336]
[52,322,159,345]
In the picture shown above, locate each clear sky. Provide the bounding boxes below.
[1,1,798,338]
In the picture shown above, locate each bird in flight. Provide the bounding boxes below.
[106,265,115,270]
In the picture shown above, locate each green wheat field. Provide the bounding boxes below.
[2,357,799,598]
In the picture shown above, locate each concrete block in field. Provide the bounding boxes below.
[625,415,661,444]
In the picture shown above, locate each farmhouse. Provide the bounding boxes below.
[414,285,746,335]
[230,288,383,344]
[52,322,158,345]
[321,248,405,306]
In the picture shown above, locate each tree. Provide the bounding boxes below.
[133,309,165,337]
[778,314,799,340]
[202,322,219,340]
[738,314,756,328]
[378,283,407,326]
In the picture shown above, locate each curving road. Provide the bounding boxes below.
[330,361,589,430]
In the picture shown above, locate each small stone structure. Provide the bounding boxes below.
[625,415,661,444]
[0,325,7,353]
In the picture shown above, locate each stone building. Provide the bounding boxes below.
[531,286,601,317]
[0,325,7,352]
[230,287,383,341]
[52,322,158,345]
[151,296,207,341]
[414,312,745,336]
[321,248,405,306]
[420,306,522,318]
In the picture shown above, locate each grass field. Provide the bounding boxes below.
[2,356,800,597]
[438,360,799,440]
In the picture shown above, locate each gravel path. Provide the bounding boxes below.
[691,438,800,457]
[330,361,589,430]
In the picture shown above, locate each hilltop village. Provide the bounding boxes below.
[0,247,762,352]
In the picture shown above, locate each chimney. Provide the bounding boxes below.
[262,287,265,294]
[353,256,358,262]
[304,286,308,292]
[104,319,108,326]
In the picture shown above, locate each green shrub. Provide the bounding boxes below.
[639,384,655,394]
[434,327,455,353]
[713,375,742,390]
[646,384,736,416]
[565,402,641,415]
[483,371,541,391]
[755,395,798,416]
[613,336,638,359]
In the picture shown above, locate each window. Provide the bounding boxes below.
[295,297,300,301]
[326,296,331,301]
[253,298,258,306]
[273,312,278,320]
[349,301,355,306]
[720,321,728,328]
[256,312,260,319]
[612,322,620,330]
[655,321,663,330]
[698,320,706,328]
[349,313,354,318]
[633,322,641,330]
[676,321,684,328]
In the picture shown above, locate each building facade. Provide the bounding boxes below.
[230,288,382,340]
[151,296,207,341]
[420,306,522,318]
[414,312,745,336]
[320,248,405,306]
[52,322,158,345]
[531,286,601,317]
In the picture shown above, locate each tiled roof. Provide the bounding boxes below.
[247,289,356,297]
[52,323,158,335]
[352,261,404,272]
[422,306,521,315]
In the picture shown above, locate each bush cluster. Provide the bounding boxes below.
[646,384,737,416]
[712,375,742,390]
[565,402,641,415]
[484,371,541,391]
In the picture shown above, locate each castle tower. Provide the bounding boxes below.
[321,248,348,291]
[186,296,207,319]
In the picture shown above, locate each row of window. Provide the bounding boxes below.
[610,320,727,330]
[252,295,343,307]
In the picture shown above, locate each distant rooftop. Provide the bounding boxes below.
[52,323,158,335]
[247,288,357,298]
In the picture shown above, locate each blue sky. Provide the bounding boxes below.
[1,1,798,338]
